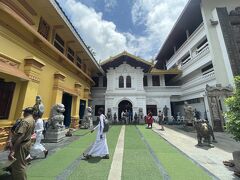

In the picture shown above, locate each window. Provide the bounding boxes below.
[126,76,131,88]
[38,17,50,39]
[119,76,124,88]
[53,34,64,53]
[152,75,160,86]
[181,53,191,65]
[0,80,15,119]
[95,105,105,116]
[146,105,157,116]
[76,56,82,69]
[202,64,214,75]
[103,76,107,87]
[67,47,75,62]
[143,76,148,86]
[92,77,99,87]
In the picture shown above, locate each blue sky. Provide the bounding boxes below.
[56,0,188,61]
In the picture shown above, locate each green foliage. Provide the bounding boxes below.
[225,76,240,142]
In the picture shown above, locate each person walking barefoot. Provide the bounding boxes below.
[31,113,48,159]
[84,108,109,159]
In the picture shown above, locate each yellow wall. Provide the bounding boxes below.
[0,23,90,126]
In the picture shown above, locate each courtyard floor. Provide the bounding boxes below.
[0,124,239,180]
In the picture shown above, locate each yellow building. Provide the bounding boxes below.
[0,0,103,150]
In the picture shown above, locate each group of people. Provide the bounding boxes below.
[7,96,48,180]
[120,110,133,124]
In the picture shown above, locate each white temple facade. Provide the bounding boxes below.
[91,52,180,122]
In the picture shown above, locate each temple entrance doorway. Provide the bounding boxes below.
[62,92,73,128]
[118,100,133,122]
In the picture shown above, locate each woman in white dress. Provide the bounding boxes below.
[31,115,48,158]
[84,108,109,159]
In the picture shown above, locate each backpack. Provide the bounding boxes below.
[11,119,22,132]
[103,116,109,133]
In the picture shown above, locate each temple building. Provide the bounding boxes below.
[92,0,240,132]
[0,0,103,150]
[91,51,180,122]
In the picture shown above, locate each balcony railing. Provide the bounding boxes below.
[166,23,205,68]
[180,43,210,70]
[182,71,215,89]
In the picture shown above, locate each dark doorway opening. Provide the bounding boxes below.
[62,92,73,128]
[79,100,86,120]
[118,100,132,121]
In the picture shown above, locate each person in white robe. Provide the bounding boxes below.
[31,115,48,158]
[84,108,109,159]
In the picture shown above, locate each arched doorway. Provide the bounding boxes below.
[118,100,133,122]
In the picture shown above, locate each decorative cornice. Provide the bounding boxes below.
[1,0,35,25]
[75,82,82,89]
[101,51,153,66]
[28,74,40,83]
[54,71,66,81]
[0,52,21,68]
[24,56,45,70]
[17,0,37,16]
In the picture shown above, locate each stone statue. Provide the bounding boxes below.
[138,108,144,124]
[48,103,65,129]
[107,108,112,123]
[183,101,194,125]
[210,97,220,120]
[134,112,138,124]
[45,103,66,142]
[163,105,169,122]
[33,95,44,118]
[113,112,117,124]
[81,107,93,129]
[194,119,214,147]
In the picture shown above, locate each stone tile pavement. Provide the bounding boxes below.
[152,123,240,180]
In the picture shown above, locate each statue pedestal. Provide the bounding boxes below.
[139,118,145,125]
[44,128,65,143]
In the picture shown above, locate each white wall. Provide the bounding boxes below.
[201,0,240,86]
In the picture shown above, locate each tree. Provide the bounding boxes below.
[225,76,240,141]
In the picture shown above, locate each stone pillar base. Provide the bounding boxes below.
[44,129,65,143]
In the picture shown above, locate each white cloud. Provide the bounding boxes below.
[57,0,127,61]
[131,0,188,59]
[104,0,117,12]
[56,0,188,61]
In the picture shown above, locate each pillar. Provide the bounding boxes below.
[52,72,66,105]
[21,57,45,108]
[70,82,82,128]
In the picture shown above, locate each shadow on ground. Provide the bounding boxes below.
[83,157,102,164]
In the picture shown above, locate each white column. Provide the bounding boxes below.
[160,75,165,86]
[147,74,152,86]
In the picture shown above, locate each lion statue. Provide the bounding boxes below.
[194,119,215,147]
[81,107,93,129]
[48,103,65,129]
